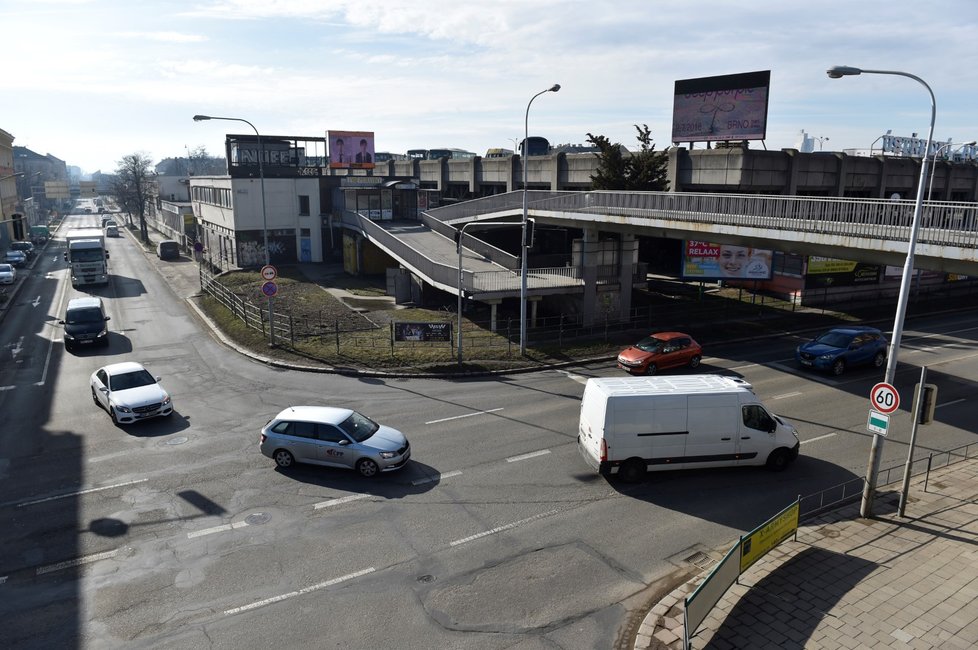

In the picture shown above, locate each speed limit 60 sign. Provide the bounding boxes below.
[870,382,900,414]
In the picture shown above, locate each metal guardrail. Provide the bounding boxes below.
[430,190,978,250]
[799,440,978,521]
[200,269,294,343]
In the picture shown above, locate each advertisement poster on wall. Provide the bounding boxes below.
[393,322,452,342]
[327,130,375,170]
[682,240,773,280]
[804,257,881,288]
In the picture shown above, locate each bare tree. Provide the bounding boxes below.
[114,153,154,243]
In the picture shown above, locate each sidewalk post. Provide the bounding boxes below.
[899,366,927,517]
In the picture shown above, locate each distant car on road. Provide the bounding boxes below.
[616,331,703,375]
[259,406,411,477]
[0,263,15,285]
[795,326,887,376]
[90,362,173,425]
[4,250,27,267]
[10,241,35,259]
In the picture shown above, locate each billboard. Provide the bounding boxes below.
[805,257,881,288]
[328,130,375,170]
[682,240,773,280]
[672,70,771,143]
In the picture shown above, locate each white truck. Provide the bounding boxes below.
[577,375,800,482]
[64,228,110,287]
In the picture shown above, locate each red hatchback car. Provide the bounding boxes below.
[616,331,703,375]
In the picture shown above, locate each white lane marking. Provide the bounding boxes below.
[506,449,551,463]
[0,575,7,584]
[37,266,72,387]
[36,549,118,575]
[450,509,560,547]
[0,385,15,391]
[801,433,837,445]
[9,336,24,359]
[554,369,591,384]
[314,494,369,510]
[224,567,376,616]
[425,408,503,424]
[936,398,965,409]
[31,295,41,308]
[771,391,802,400]
[88,450,133,464]
[11,478,148,508]
[187,520,251,539]
[412,470,462,486]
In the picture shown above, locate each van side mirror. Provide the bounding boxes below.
[105,316,111,321]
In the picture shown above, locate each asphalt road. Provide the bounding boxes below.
[2,201,976,649]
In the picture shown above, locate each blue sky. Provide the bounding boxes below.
[4,0,977,174]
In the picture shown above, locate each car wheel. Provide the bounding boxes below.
[273,449,295,468]
[689,355,702,368]
[618,458,646,483]
[766,449,791,471]
[831,359,846,376]
[873,351,886,368]
[357,458,380,478]
[109,407,120,425]
[644,363,658,376]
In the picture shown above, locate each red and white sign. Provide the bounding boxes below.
[260,265,277,281]
[870,382,900,414]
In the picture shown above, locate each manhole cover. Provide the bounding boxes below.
[417,574,434,583]
[245,512,271,525]
[162,436,189,446]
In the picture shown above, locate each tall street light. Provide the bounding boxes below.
[520,83,560,356]
[927,140,976,202]
[193,114,275,346]
[826,65,936,518]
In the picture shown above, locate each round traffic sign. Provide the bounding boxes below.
[870,382,900,414]
[260,281,278,297]
[260,264,277,281]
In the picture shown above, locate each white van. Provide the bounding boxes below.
[577,375,799,482]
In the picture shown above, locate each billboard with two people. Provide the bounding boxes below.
[328,130,375,169]
[682,240,773,281]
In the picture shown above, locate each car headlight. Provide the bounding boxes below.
[65,333,76,341]
[98,328,108,337]
[162,394,171,406]
[115,404,133,413]
[818,353,835,360]
[379,451,397,459]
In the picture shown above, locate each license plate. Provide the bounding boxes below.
[800,359,812,366]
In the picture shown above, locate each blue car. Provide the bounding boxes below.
[796,326,887,376]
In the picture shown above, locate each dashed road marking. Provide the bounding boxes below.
[425,408,503,424]
[801,433,837,445]
[936,398,965,409]
[506,449,551,463]
[10,478,148,508]
[450,509,560,547]
[36,549,118,575]
[771,391,802,400]
[187,520,251,539]
[412,470,462,486]
[314,494,369,510]
[224,567,376,615]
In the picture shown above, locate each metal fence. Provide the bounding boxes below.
[200,268,294,344]
[799,441,978,521]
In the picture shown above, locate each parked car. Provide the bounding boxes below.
[157,240,180,260]
[100,216,116,228]
[795,326,887,376]
[104,223,119,237]
[616,331,703,375]
[90,362,173,425]
[10,241,35,259]
[4,250,27,267]
[60,296,110,352]
[259,406,411,477]
[0,263,15,285]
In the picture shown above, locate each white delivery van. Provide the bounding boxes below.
[577,375,799,482]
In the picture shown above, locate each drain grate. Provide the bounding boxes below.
[684,551,713,569]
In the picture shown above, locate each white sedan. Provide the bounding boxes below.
[0,263,15,285]
[90,362,173,424]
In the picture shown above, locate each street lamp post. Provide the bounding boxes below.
[520,83,560,356]
[826,65,936,518]
[926,140,976,202]
[814,136,829,151]
[869,130,892,156]
[193,114,275,347]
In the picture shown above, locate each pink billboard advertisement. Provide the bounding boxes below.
[683,240,773,280]
[328,130,375,169]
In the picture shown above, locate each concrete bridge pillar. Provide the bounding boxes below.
[618,233,637,318]
[581,226,600,326]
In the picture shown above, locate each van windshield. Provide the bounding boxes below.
[66,307,104,324]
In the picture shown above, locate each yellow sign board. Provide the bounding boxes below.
[740,501,799,573]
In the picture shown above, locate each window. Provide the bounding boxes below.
[317,424,348,443]
[299,195,310,215]
[300,228,311,237]
[743,405,774,432]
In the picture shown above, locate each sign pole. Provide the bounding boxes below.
[898,366,927,517]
